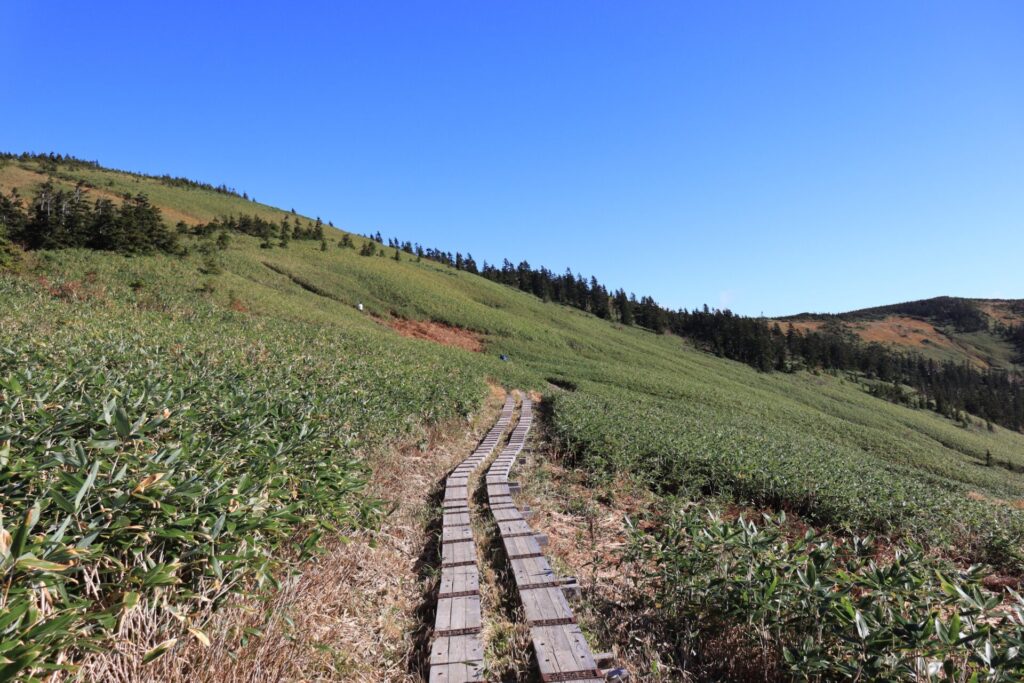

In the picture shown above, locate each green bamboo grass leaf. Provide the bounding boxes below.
[141,638,177,664]
[10,502,40,560]
[0,652,40,682]
[122,591,140,611]
[0,601,30,632]
[949,613,962,643]
[113,404,131,439]
[0,376,23,394]
[74,461,100,511]
[15,556,71,572]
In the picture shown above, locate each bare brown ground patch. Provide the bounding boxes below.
[73,390,506,683]
[967,489,1024,511]
[851,316,958,350]
[385,318,484,353]
[778,316,961,353]
[780,316,993,367]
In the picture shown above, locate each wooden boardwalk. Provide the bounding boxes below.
[429,393,625,682]
[485,398,620,683]
[429,396,515,683]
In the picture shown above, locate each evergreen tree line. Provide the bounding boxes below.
[0,151,102,173]
[360,231,660,328]
[1004,323,1024,365]
[0,181,177,254]
[355,231,484,269]
[381,231,1024,431]
[155,176,248,199]
[672,311,1024,430]
[190,213,327,249]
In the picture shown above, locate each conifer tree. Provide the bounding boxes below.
[615,290,634,325]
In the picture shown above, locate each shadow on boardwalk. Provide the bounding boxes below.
[407,476,446,680]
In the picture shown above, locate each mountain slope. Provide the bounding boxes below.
[4,154,1024,680]
[781,296,1024,370]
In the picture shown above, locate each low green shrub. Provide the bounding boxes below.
[628,508,1024,682]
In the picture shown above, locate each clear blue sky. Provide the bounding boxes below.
[2,1,1022,316]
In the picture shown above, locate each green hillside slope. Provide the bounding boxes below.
[4,155,1024,680]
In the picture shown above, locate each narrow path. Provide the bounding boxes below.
[484,398,623,682]
[428,396,515,683]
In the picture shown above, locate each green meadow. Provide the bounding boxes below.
[3,156,1024,679]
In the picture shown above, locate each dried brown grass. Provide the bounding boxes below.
[71,388,507,682]
[512,418,685,681]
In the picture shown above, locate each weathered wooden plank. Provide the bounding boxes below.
[491,507,524,523]
[430,399,515,683]
[502,532,542,559]
[442,510,471,527]
[532,624,602,681]
[438,566,479,598]
[480,398,616,682]
[442,525,475,544]
[520,586,574,625]
[509,555,557,587]
[498,519,534,536]
[441,540,476,567]
[487,483,510,497]
[429,634,485,682]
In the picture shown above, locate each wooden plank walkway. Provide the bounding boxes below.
[484,398,613,683]
[429,395,516,683]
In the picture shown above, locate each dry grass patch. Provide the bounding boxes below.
[72,391,506,683]
[852,316,956,350]
[510,423,679,681]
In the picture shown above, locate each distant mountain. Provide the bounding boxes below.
[779,296,1024,370]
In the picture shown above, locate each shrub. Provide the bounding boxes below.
[627,509,1024,681]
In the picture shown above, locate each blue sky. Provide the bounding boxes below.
[2,1,1022,316]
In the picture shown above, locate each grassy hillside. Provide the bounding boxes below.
[4,156,1024,680]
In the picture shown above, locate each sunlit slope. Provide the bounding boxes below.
[0,157,294,226]
[10,156,1024,557]
[779,298,1024,371]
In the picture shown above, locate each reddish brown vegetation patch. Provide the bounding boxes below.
[779,316,958,352]
[385,318,484,353]
[37,274,107,302]
[852,316,956,350]
[978,302,1024,327]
